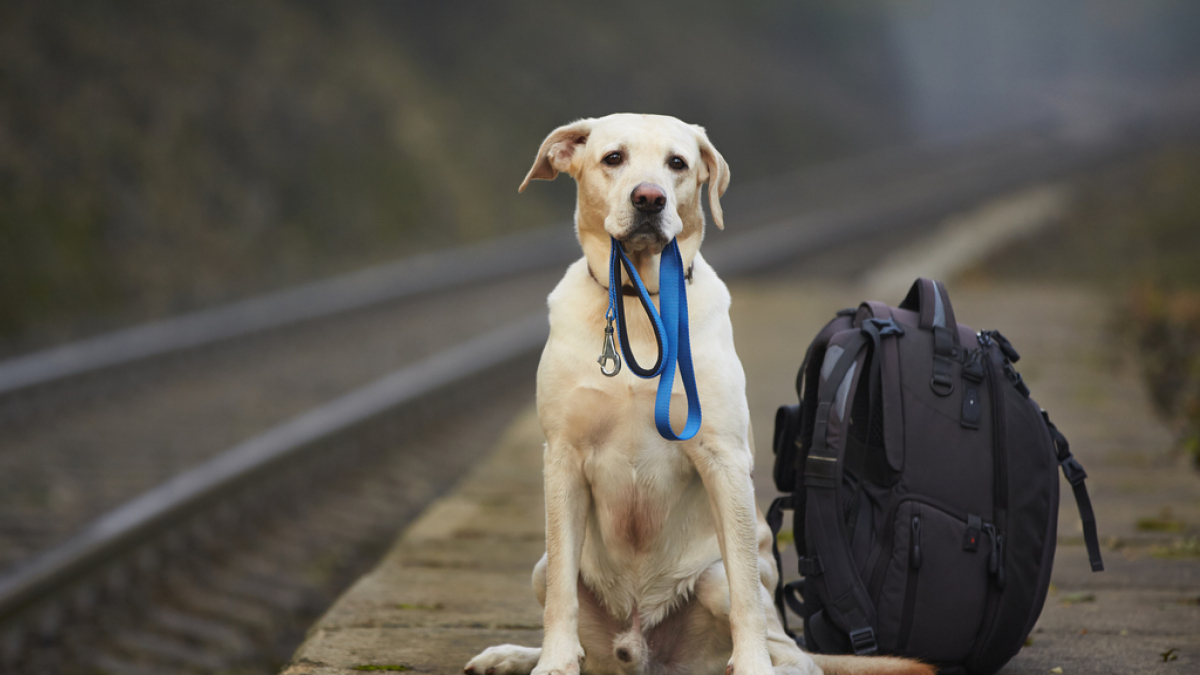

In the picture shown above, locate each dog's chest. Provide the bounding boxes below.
[581,428,701,554]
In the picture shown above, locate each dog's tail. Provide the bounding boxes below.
[810,653,935,675]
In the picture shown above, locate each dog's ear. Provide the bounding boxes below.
[693,125,730,229]
[519,118,595,192]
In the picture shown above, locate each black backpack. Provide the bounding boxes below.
[768,278,1104,675]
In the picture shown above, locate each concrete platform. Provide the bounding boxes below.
[279,279,1200,675]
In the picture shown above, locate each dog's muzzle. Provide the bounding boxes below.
[620,182,669,249]
[620,218,668,249]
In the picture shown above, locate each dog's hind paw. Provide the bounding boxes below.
[465,644,542,675]
[726,652,781,675]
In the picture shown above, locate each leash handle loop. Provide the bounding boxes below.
[610,239,666,377]
[603,237,702,441]
[654,241,702,440]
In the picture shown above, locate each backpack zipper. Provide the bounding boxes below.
[868,495,959,600]
[897,512,923,651]
[968,333,1011,667]
[979,331,1008,512]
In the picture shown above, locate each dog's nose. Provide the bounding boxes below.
[630,183,666,214]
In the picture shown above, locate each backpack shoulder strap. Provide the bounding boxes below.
[802,329,880,655]
[768,309,858,644]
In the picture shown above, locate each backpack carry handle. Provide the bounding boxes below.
[899,278,959,339]
[900,278,961,396]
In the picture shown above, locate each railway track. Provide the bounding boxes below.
[0,125,1171,674]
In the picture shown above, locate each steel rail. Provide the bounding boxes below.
[0,227,575,397]
[0,313,548,629]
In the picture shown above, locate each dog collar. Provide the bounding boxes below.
[586,259,693,295]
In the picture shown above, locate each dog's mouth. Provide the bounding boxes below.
[618,216,669,252]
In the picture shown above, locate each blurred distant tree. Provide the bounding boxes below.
[0,0,908,353]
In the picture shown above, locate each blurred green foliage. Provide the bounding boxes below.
[983,147,1200,289]
[980,144,1200,463]
[0,0,905,354]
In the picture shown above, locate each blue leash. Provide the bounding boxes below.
[597,237,702,441]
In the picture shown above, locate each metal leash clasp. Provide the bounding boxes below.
[598,310,621,377]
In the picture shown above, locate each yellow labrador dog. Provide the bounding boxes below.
[465,114,930,675]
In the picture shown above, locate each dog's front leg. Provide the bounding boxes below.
[536,441,589,675]
[693,439,775,675]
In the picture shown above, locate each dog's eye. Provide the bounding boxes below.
[668,156,687,171]
[603,152,623,166]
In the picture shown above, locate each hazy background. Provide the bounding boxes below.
[2,0,1199,356]
[3,4,1200,671]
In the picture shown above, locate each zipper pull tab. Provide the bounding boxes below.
[909,516,923,570]
[963,348,985,383]
[995,534,1006,590]
[598,314,621,377]
[984,523,998,575]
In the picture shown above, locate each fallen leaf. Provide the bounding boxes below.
[1024,637,1035,647]
[1079,628,1088,635]
[1161,648,1178,662]
[1119,629,1129,636]
[1061,592,1096,605]
[1049,667,1063,674]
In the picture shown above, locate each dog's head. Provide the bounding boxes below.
[520,114,729,274]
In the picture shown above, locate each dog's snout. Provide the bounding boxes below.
[630,183,666,214]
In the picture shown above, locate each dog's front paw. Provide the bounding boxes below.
[465,644,541,675]
[530,643,584,675]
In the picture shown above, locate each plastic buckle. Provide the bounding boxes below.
[849,627,878,655]
[863,317,905,337]
[797,556,824,577]
[1060,455,1088,486]
[1004,362,1030,397]
[993,330,1021,363]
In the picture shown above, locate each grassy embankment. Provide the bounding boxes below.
[0,0,905,357]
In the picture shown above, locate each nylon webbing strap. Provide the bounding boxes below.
[1044,413,1104,572]
[610,239,665,377]
[767,496,800,643]
[653,240,702,440]
[608,238,702,441]
[803,332,878,655]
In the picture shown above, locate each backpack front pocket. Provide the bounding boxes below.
[871,498,992,663]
